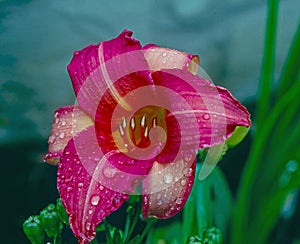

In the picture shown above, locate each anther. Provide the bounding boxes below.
[144,126,149,138]
[122,117,126,128]
[130,117,135,130]
[141,115,146,127]
[118,124,124,136]
[153,117,157,127]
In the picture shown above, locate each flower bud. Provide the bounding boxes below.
[23,215,45,244]
[39,204,62,238]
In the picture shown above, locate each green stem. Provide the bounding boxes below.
[123,204,141,244]
[256,0,279,130]
[104,220,113,244]
[53,234,62,244]
[140,218,157,242]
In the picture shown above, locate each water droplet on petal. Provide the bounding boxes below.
[183,168,193,177]
[99,185,104,191]
[88,209,93,215]
[162,52,167,57]
[163,173,173,184]
[55,118,60,124]
[85,221,91,231]
[157,199,163,206]
[112,196,122,208]
[66,186,73,192]
[78,182,83,188]
[48,135,56,144]
[90,195,101,206]
[202,113,210,120]
[61,121,67,126]
[59,132,65,139]
[175,197,183,205]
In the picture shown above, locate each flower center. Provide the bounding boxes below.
[120,105,167,149]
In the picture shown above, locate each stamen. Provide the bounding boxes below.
[130,117,135,130]
[122,117,126,128]
[144,126,149,138]
[141,115,146,127]
[153,117,157,127]
[118,124,124,136]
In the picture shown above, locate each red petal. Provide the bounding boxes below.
[142,160,196,218]
[152,69,251,149]
[143,44,199,74]
[58,126,133,243]
[67,30,152,118]
[68,30,141,96]
[45,106,93,165]
[94,71,158,175]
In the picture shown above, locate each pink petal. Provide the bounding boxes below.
[45,105,93,165]
[58,126,134,243]
[68,30,142,96]
[151,69,251,149]
[142,160,196,218]
[143,44,199,74]
[67,30,152,118]
[94,70,161,175]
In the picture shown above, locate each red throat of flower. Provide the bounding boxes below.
[128,105,167,149]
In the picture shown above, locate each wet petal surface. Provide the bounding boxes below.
[142,160,196,218]
[57,126,130,243]
[45,105,93,165]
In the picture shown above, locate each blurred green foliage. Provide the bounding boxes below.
[3,0,300,243]
[231,0,300,243]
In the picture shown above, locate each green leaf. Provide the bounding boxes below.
[39,204,63,239]
[210,168,233,236]
[56,198,69,225]
[278,22,300,97]
[256,0,279,130]
[226,126,250,148]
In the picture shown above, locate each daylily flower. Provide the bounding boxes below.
[45,30,251,243]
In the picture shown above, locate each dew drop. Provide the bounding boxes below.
[162,52,167,57]
[163,173,173,184]
[183,168,193,177]
[48,135,56,144]
[202,113,210,120]
[61,121,67,126]
[88,209,93,215]
[85,221,91,231]
[90,195,101,206]
[112,196,122,208]
[78,182,83,188]
[157,199,163,206]
[55,118,60,124]
[181,179,187,186]
[99,185,104,191]
[66,186,73,192]
[59,132,65,139]
[175,197,183,205]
